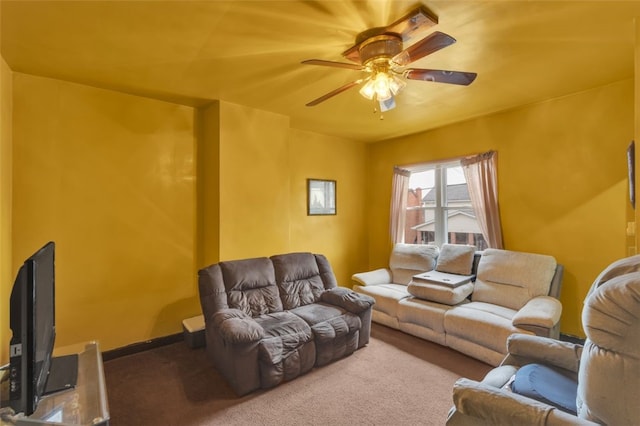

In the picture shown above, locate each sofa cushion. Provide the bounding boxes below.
[271,252,325,309]
[444,301,526,354]
[436,244,476,275]
[310,313,361,344]
[472,249,557,310]
[220,257,283,317]
[255,311,313,365]
[408,281,474,305]
[397,297,451,334]
[290,302,346,324]
[353,283,410,318]
[389,244,439,284]
[511,363,578,414]
[290,302,362,366]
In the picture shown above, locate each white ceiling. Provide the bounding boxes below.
[2,0,639,142]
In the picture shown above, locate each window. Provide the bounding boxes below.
[404,162,487,250]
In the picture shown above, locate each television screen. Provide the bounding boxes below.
[9,241,56,416]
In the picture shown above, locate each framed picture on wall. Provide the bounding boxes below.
[307,179,336,215]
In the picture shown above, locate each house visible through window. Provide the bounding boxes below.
[405,161,488,250]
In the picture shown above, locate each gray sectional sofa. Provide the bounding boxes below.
[353,244,563,366]
[198,252,375,395]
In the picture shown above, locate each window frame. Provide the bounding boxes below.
[402,159,486,250]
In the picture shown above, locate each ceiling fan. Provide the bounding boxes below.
[302,6,477,112]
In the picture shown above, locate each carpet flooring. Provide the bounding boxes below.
[104,324,492,426]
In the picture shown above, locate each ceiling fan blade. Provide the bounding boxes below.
[306,80,362,106]
[302,59,363,71]
[384,6,438,42]
[405,69,477,86]
[392,31,456,66]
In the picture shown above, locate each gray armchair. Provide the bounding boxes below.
[447,254,640,425]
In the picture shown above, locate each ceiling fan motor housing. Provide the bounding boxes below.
[358,34,403,67]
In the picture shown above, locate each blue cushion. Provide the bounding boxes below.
[511,363,578,414]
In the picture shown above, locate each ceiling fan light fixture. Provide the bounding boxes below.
[389,74,406,95]
[373,73,393,101]
[359,78,376,100]
[301,7,476,111]
[359,71,405,102]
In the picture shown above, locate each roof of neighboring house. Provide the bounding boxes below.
[422,183,470,203]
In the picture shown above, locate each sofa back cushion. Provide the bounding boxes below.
[472,248,557,310]
[271,252,328,310]
[220,257,283,317]
[389,244,439,285]
[586,253,640,295]
[435,244,476,275]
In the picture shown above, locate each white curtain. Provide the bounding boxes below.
[461,151,504,249]
[390,166,411,244]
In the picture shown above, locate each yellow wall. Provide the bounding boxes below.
[196,101,220,268]
[197,102,369,285]
[288,129,369,285]
[9,78,368,354]
[0,52,13,363]
[6,56,631,352]
[217,102,291,260]
[367,80,633,337]
[12,73,197,351]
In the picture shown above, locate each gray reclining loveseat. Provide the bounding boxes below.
[198,252,375,395]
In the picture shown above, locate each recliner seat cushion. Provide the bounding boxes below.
[290,302,345,324]
[290,302,362,366]
[254,311,314,365]
[310,313,361,344]
[353,283,410,318]
[253,310,316,389]
[511,363,578,415]
[444,302,525,354]
[397,297,450,333]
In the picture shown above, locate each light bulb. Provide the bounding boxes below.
[374,73,392,101]
[359,79,376,100]
[389,75,406,95]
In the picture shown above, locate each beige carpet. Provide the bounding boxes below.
[104,324,492,426]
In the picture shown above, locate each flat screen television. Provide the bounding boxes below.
[8,241,77,417]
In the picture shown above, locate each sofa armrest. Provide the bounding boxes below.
[450,378,594,425]
[351,268,392,286]
[321,287,375,314]
[513,296,562,330]
[504,334,583,373]
[211,308,264,344]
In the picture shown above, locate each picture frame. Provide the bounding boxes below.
[307,179,336,215]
